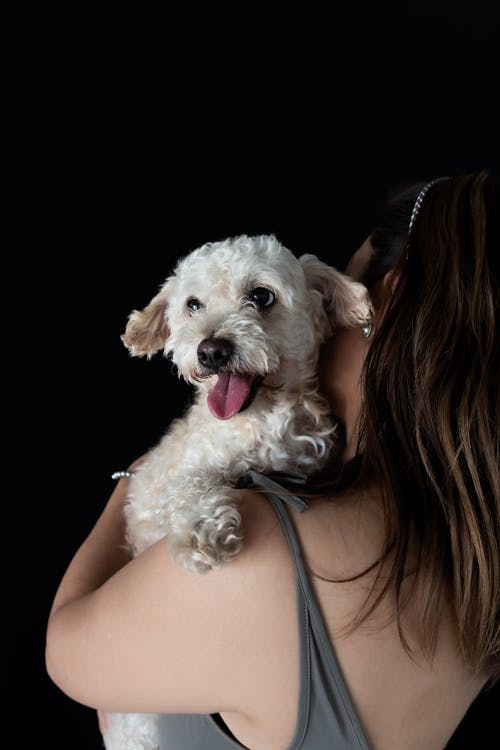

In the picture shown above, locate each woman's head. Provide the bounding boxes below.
[361,169,499,676]
[317,183,431,458]
[345,179,430,310]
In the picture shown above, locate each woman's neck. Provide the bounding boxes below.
[319,326,369,462]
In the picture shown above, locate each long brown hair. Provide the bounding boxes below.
[361,169,499,676]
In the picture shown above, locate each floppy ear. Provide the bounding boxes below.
[299,254,372,328]
[120,285,170,358]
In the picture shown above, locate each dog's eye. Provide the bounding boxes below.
[249,287,275,309]
[186,297,203,312]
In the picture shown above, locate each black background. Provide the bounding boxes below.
[11,3,499,748]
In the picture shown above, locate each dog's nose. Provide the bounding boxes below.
[197,338,233,371]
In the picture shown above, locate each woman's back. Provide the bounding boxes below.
[186,476,489,750]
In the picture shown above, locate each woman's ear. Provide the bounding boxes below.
[120,284,170,358]
[382,268,399,295]
[370,268,399,314]
[299,254,372,329]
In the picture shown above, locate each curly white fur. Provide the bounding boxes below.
[103,234,371,750]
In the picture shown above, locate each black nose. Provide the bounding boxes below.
[197,337,233,371]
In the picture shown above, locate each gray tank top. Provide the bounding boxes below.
[159,470,372,749]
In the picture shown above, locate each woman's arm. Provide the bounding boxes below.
[47,476,131,620]
[47,455,148,619]
[46,475,133,735]
[44,471,293,716]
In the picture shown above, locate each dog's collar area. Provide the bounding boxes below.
[237,469,309,512]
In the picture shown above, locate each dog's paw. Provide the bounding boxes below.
[170,503,243,573]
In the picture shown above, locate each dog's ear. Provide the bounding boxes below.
[120,285,170,358]
[299,254,372,328]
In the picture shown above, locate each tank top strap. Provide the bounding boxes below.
[237,468,310,512]
[237,469,373,750]
[237,469,319,600]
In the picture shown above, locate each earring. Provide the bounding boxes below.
[361,322,373,339]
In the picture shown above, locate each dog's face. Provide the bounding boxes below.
[121,235,370,420]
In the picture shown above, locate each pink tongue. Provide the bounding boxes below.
[207,373,254,420]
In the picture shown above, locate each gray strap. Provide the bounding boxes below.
[240,469,309,512]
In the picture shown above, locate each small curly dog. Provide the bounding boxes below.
[103,233,370,750]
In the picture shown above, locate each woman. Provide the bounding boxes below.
[45,169,499,750]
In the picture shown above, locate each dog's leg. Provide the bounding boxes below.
[164,473,244,573]
[125,456,246,564]
[102,711,159,750]
[124,404,260,571]
[126,468,244,573]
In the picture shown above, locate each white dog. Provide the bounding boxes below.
[102,233,370,750]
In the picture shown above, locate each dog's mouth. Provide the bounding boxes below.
[207,373,263,420]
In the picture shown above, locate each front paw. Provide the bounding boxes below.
[170,503,243,573]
